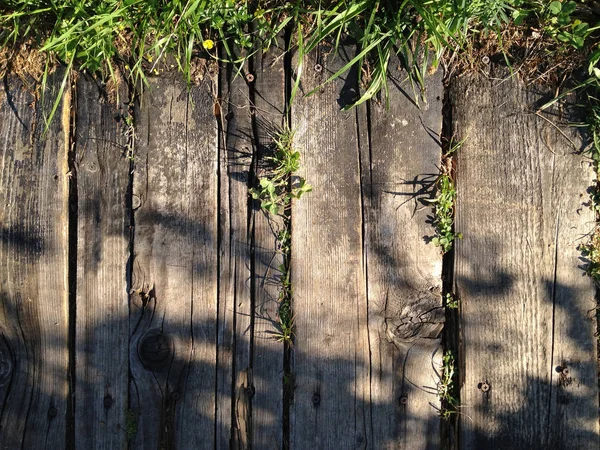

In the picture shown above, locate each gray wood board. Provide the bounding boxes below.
[251,34,287,450]
[130,70,219,449]
[290,43,371,449]
[452,68,600,449]
[359,59,444,449]
[0,73,69,447]
[216,59,254,450]
[74,76,130,448]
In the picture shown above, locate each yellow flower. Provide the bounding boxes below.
[203,39,215,50]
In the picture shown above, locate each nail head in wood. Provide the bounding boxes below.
[312,393,320,406]
[399,395,408,405]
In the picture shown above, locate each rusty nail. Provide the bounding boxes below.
[314,63,323,73]
[246,73,255,83]
[399,395,408,405]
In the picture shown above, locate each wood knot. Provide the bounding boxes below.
[138,329,172,369]
[0,340,13,386]
[104,394,113,409]
[47,407,58,419]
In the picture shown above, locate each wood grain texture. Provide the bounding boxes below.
[0,74,69,448]
[452,68,600,449]
[74,75,130,449]
[290,43,370,449]
[216,58,254,450]
[130,69,218,449]
[251,35,287,450]
[359,59,444,449]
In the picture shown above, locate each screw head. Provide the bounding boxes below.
[314,63,323,73]
[399,395,408,405]
[478,382,490,392]
[482,55,490,65]
[246,73,255,83]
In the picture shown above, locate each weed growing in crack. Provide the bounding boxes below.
[430,174,461,254]
[251,126,310,345]
[437,350,459,421]
[445,293,458,310]
[250,126,311,215]
[125,409,138,440]
[428,138,464,254]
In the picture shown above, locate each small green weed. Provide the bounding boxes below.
[274,227,294,345]
[250,126,311,216]
[437,350,459,420]
[429,174,462,254]
[445,293,458,309]
[124,409,138,440]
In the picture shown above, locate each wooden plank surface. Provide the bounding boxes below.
[452,68,600,449]
[290,43,371,449]
[74,75,130,448]
[251,35,287,450]
[215,58,254,450]
[0,74,69,448]
[360,60,444,449]
[130,68,218,449]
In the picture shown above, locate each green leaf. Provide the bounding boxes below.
[562,1,577,16]
[549,1,562,15]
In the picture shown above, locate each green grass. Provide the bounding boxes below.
[2,1,599,114]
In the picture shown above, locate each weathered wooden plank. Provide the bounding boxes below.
[74,75,130,448]
[0,73,69,448]
[216,58,254,450]
[359,59,444,449]
[251,35,287,450]
[130,68,219,449]
[290,43,370,449]
[452,68,600,449]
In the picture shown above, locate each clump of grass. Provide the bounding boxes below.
[437,350,459,420]
[3,1,599,117]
